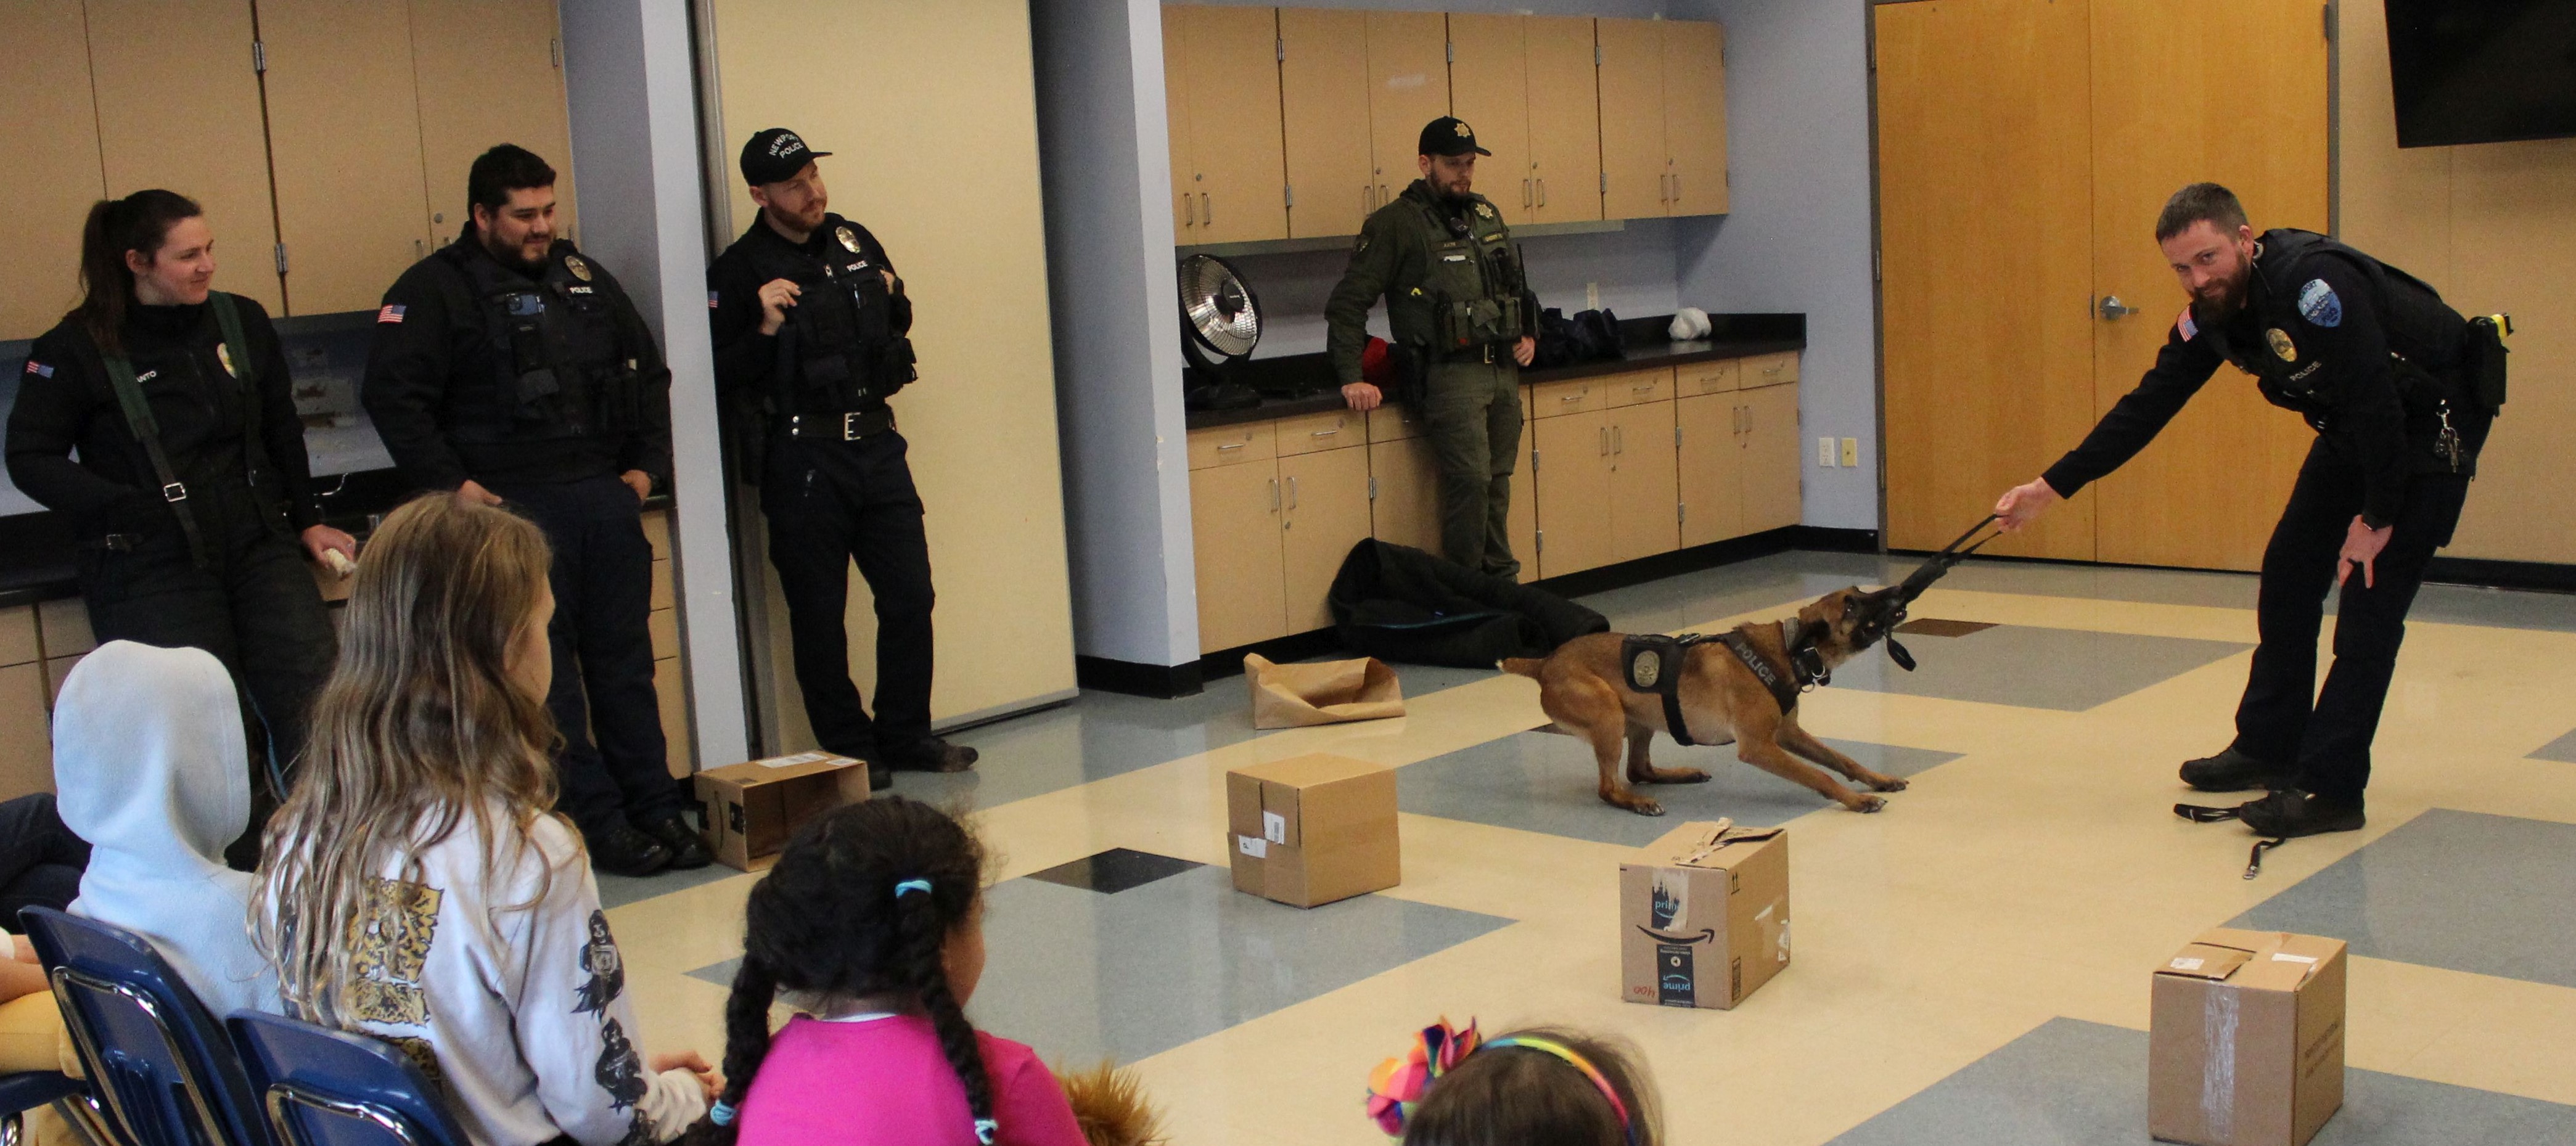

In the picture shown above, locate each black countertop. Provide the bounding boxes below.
[1185,312,1805,430]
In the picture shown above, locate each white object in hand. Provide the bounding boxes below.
[322,549,356,579]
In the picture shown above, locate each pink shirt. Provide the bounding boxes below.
[736,1013,1088,1146]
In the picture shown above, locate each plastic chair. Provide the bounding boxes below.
[226,1012,468,1146]
[0,1069,92,1146]
[18,907,269,1146]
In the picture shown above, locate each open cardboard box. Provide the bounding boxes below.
[1619,820,1790,1010]
[694,751,871,872]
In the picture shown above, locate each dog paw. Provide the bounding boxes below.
[1635,767,1712,786]
[1869,776,1910,793]
[1847,795,1887,813]
[1617,798,1666,817]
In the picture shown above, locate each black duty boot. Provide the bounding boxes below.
[2236,788,2366,838]
[589,822,673,878]
[887,739,978,774]
[638,813,713,870]
[2179,747,2297,793]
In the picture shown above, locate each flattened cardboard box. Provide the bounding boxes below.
[695,751,872,872]
[1620,821,1790,1010]
[2149,928,2347,1146]
[1225,754,1400,908]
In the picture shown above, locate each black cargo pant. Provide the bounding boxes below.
[2230,438,2471,801]
[760,429,937,763]
[0,793,88,927]
[80,483,335,862]
[488,475,679,837]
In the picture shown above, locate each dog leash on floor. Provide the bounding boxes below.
[2174,801,2291,878]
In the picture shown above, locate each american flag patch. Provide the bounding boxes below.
[2176,307,2197,341]
[377,305,406,324]
[22,360,52,378]
[708,291,721,309]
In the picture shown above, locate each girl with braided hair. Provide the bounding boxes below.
[701,796,1085,1146]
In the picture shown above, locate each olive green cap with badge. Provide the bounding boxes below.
[1419,116,1492,158]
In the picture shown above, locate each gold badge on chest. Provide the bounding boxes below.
[216,343,237,379]
[837,225,861,254]
[2266,327,2297,362]
[564,255,593,282]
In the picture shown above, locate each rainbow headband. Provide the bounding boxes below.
[1364,1019,1635,1144]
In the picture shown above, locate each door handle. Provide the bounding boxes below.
[2098,294,2137,321]
[1269,478,1280,511]
[1599,427,1610,456]
[1614,425,1624,454]
[1672,173,1681,203]
[1538,178,1547,207]
[1287,475,1298,510]
[1200,192,1211,226]
[1523,179,1532,208]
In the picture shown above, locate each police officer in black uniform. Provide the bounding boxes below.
[7,190,348,864]
[707,128,975,790]
[1996,183,2501,838]
[363,145,706,875]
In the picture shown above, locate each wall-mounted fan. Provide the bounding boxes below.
[1178,253,1262,411]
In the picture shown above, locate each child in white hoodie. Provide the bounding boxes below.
[256,494,714,1146]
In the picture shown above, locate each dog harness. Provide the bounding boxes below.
[1622,624,1821,747]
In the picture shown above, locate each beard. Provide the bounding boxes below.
[480,230,548,275]
[2196,264,2252,322]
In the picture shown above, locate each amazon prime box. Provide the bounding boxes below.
[1618,821,1789,1010]
[2149,928,2346,1146]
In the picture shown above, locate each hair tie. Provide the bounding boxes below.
[974,1118,998,1144]
[1483,1036,1636,1146]
[708,1101,737,1127]
[893,878,933,898]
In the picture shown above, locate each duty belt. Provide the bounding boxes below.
[779,407,895,441]
[1444,343,1507,365]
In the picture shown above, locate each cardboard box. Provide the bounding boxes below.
[1619,821,1790,1010]
[1225,754,1399,907]
[694,751,872,872]
[2149,928,2347,1146]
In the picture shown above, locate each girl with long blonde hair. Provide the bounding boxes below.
[256,494,713,1146]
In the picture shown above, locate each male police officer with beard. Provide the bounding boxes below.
[1327,117,1538,579]
[364,144,707,876]
[707,128,976,791]
[1995,183,2503,838]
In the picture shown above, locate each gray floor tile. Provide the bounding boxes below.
[2230,808,2576,990]
[1397,732,1959,846]
[1827,624,2249,711]
[694,867,1512,1063]
[1827,1017,2576,1145]
[2529,727,2576,764]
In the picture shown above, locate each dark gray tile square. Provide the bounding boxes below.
[1899,618,1997,637]
[1828,624,2250,711]
[1023,848,1202,894]
[2529,727,2576,764]
[1397,732,1960,846]
[2230,808,2576,990]
[1827,1017,2576,1145]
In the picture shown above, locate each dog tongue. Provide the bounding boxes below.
[1885,637,1917,672]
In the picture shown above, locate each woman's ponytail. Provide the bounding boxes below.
[75,189,201,356]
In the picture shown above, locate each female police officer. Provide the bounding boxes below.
[6,190,351,853]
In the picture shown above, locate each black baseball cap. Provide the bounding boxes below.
[1419,117,1492,158]
[740,128,832,186]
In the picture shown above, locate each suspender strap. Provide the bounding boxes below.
[100,352,209,570]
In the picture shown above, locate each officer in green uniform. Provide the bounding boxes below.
[1327,116,1538,578]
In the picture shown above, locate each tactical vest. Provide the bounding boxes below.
[1388,187,1527,354]
[2206,229,2467,424]
[744,218,916,415]
[451,242,638,444]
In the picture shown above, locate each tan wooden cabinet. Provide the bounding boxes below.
[642,509,693,774]
[1280,445,1372,632]
[1525,16,1604,224]
[1597,17,1728,219]
[1279,7,1374,239]
[1740,380,1802,532]
[259,0,437,317]
[1532,409,1615,577]
[1676,392,1744,547]
[0,2,107,340]
[1606,398,1680,562]
[410,0,578,242]
[1167,5,1288,243]
[1446,14,1533,225]
[1163,12,1196,239]
[1365,10,1448,213]
[1191,449,1287,653]
[1508,422,1536,573]
[1366,435,1443,556]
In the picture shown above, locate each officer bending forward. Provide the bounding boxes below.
[364,145,704,876]
[1996,183,2498,838]
[707,128,976,792]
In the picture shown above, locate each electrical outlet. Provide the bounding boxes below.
[1586,281,1599,311]
[1840,437,1860,467]
[1818,437,1837,467]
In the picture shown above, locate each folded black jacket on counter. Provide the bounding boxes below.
[1326,540,1607,668]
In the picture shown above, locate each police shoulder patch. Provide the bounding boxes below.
[2297,277,2342,328]
[2176,306,2198,342]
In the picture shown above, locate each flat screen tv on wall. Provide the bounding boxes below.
[2385,0,2576,147]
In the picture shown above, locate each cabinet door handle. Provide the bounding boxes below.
[1614,425,1624,454]
[1310,428,1339,440]
[1522,178,1532,207]
[1561,393,1582,404]
[1270,478,1280,510]
[1200,192,1211,225]
[1672,173,1681,203]
[1217,442,1243,452]
[1287,475,1298,509]
[1183,195,1194,227]
[1599,427,1610,456]
[1537,177,1546,207]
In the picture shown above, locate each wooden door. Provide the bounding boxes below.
[85,0,284,314]
[2086,0,2327,571]
[1367,436,1443,555]
[1676,393,1743,546]
[0,1,106,340]
[411,0,578,244]
[1279,7,1372,239]
[1741,382,1803,532]
[1876,0,2094,558]
[1662,20,1728,217]
[1280,446,1372,633]
[1177,4,1285,244]
[1508,425,1537,576]
[258,0,432,316]
[1595,17,1665,221]
[1364,10,1448,211]
[1524,15,1602,224]
[1191,459,1286,653]
[1163,9,1196,239]
[1607,399,1680,562]
[1533,409,1614,576]
[1446,14,1531,225]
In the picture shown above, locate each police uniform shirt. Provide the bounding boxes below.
[1323,179,1522,386]
[363,237,675,493]
[705,213,901,408]
[7,297,321,535]
[2040,236,2440,530]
